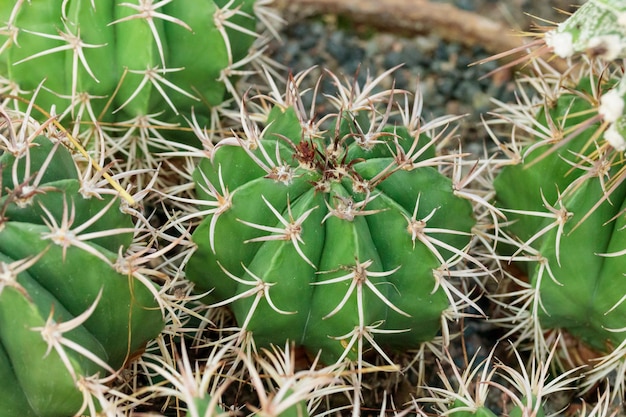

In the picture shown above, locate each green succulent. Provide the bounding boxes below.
[0,0,258,133]
[423,345,580,417]
[185,69,482,364]
[492,14,626,393]
[0,126,164,416]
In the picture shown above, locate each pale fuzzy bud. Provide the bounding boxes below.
[545,30,574,58]
[587,34,623,60]
[604,123,626,152]
[599,90,625,123]
[619,12,626,28]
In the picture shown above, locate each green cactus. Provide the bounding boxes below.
[0,0,273,195]
[185,398,227,417]
[184,69,482,364]
[137,336,326,417]
[0,125,164,415]
[423,343,581,417]
[0,0,258,131]
[491,0,626,394]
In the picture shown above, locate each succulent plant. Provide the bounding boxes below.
[0,0,280,194]
[183,67,488,366]
[0,0,259,127]
[0,107,164,416]
[488,0,626,397]
[135,333,346,417]
[542,0,626,61]
[421,343,581,417]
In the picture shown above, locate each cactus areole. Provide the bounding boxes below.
[186,79,476,363]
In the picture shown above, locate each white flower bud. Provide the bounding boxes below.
[599,90,625,123]
[545,30,574,58]
[604,123,626,152]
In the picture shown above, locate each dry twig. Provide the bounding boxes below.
[274,0,528,55]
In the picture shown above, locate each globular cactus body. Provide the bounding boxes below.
[0,134,164,417]
[495,82,626,352]
[186,73,477,363]
[492,0,626,388]
[0,0,257,134]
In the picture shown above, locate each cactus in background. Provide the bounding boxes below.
[184,67,487,366]
[0,0,274,191]
[421,343,581,417]
[0,108,164,416]
[0,0,258,127]
[543,0,626,61]
[490,0,626,396]
[133,334,345,417]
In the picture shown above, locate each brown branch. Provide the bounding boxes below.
[273,0,528,55]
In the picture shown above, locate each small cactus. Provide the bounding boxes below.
[136,336,339,417]
[421,341,582,417]
[0,108,164,416]
[490,0,626,396]
[184,68,486,365]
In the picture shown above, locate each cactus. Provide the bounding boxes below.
[490,0,626,396]
[0,108,164,416]
[543,0,626,60]
[0,0,271,193]
[421,341,582,417]
[136,336,340,417]
[0,0,258,127]
[184,68,485,365]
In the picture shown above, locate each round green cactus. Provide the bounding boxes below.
[0,125,164,415]
[422,342,582,417]
[185,70,481,364]
[0,0,271,195]
[491,4,626,393]
[0,0,260,171]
